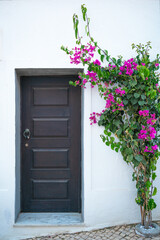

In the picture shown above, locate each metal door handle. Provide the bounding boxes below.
[23,128,30,139]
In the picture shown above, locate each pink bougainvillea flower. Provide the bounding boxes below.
[82,78,87,84]
[120,66,125,71]
[85,70,99,88]
[115,88,125,96]
[139,110,149,117]
[89,112,101,125]
[141,63,145,66]
[119,58,137,76]
[152,145,158,151]
[75,80,80,85]
[93,59,101,66]
[70,44,96,65]
[155,63,159,67]
[148,126,156,139]
[144,146,153,153]
[117,102,124,107]
[105,93,115,108]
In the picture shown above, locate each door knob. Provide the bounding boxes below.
[23,128,30,139]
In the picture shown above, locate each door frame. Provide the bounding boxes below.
[15,68,83,221]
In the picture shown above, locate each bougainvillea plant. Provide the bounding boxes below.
[61,5,160,228]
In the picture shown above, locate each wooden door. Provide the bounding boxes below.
[21,76,81,212]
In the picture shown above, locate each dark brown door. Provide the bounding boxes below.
[21,76,81,212]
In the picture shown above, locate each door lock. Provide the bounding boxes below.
[23,128,30,139]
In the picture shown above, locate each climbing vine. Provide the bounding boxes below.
[61,5,160,227]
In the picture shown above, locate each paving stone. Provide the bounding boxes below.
[23,222,160,240]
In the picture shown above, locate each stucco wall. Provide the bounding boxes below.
[0,0,160,239]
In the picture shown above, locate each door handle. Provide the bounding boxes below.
[23,128,30,139]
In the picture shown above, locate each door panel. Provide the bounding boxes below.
[21,76,81,212]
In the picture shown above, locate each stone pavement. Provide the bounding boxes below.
[24,222,160,240]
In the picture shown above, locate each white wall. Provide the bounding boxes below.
[0,0,160,239]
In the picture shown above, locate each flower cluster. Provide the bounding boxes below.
[144,145,158,153]
[138,110,158,153]
[104,92,124,112]
[138,125,156,140]
[108,64,117,71]
[93,59,101,66]
[70,44,96,64]
[105,93,115,108]
[115,88,125,96]
[89,112,101,125]
[146,113,157,125]
[119,58,138,76]
[86,70,98,88]
[139,110,149,117]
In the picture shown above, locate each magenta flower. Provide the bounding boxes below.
[93,59,101,66]
[117,102,124,107]
[139,110,149,117]
[144,146,153,153]
[115,88,125,96]
[141,63,145,66]
[155,63,159,67]
[112,65,116,68]
[120,66,125,71]
[152,145,158,151]
[89,112,101,125]
[70,43,96,65]
[105,93,115,108]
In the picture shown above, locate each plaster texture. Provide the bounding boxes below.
[0,0,160,239]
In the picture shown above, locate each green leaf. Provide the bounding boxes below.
[105,50,108,55]
[125,148,133,155]
[111,143,115,150]
[152,172,157,180]
[69,81,74,85]
[148,198,156,210]
[138,101,145,106]
[98,49,101,55]
[123,100,128,105]
[117,128,122,136]
[105,142,110,146]
[110,136,115,142]
[130,79,137,86]
[100,55,105,62]
[113,120,120,127]
[146,180,152,189]
[140,72,145,80]
[131,98,138,105]
[135,155,143,162]
[141,94,146,100]
[134,93,140,98]
[127,154,133,162]
[152,187,157,196]
[100,135,105,142]
[127,94,132,99]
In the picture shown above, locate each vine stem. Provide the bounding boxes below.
[85,12,109,58]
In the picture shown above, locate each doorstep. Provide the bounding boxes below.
[14,213,84,227]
